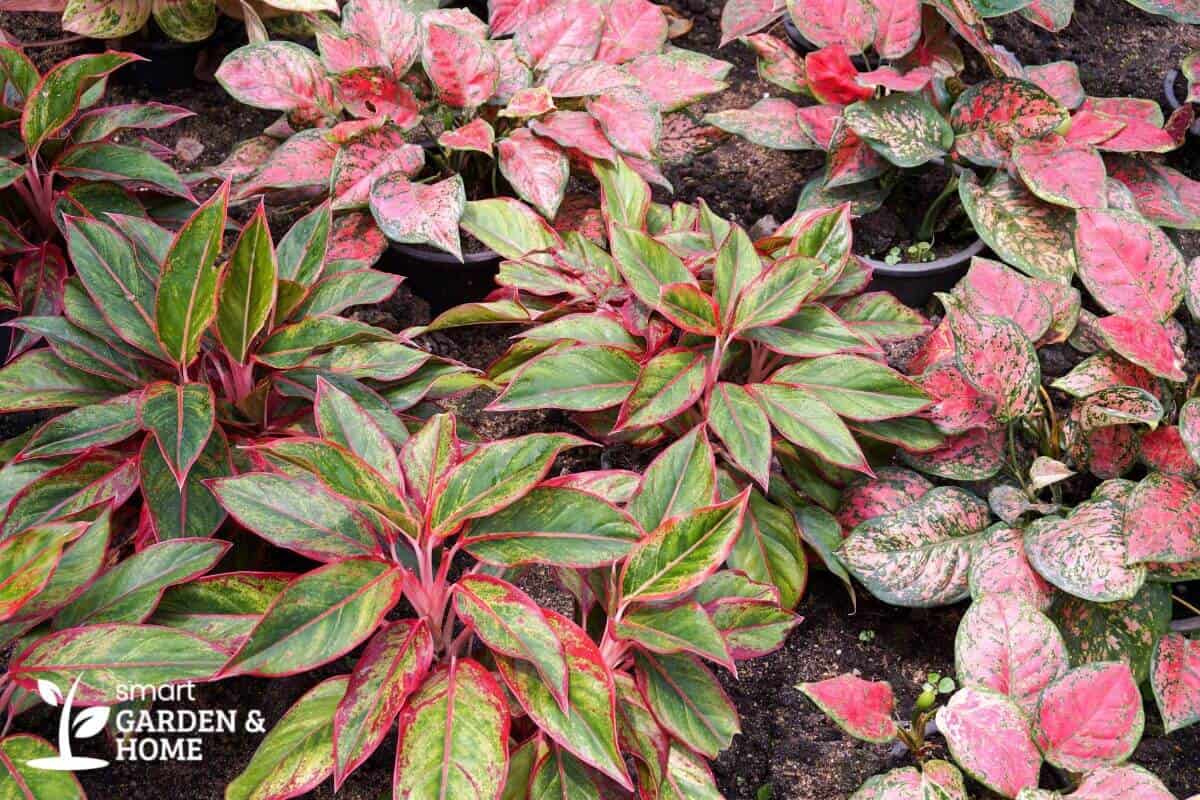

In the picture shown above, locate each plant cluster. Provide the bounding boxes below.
[213,0,731,259]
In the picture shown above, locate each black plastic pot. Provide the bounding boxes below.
[781,16,868,68]
[381,242,502,314]
[1163,69,1200,136]
[863,238,986,308]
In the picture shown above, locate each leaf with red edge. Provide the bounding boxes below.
[839,486,991,607]
[719,0,785,45]
[236,130,338,199]
[635,650,740,758]
[342,0,420,75]
[1106,156,1200,230]
[901,425,1005,481]
[1013,137,1105,209]
[369,174,465,260]
[751,382,870,472]
[960,172,1077,284]
[1150,634,1200,734]
[943,294,1040,423]
[744,33,806,93]
[1124,473,1200,564]
[870,0,921,58]
[498,130,569,219]
[392,660,510,800]
[422,22,499,109]
[515,0,605,70]
[955,594,1069,715]
[836,291,930,343]
[1094,314,1186,382]
[1075,208,1185,322]
[490,0,554,36]
[1034,662,1143,772]
[140,382,215,487]
[596,0,667,64]
[529,111,617,162]
[705,98,814,150]
[1025,61,1084,108]
[21,52,142,158]
[333,69,418,128]
[854,65,932,92]
[936,687,1042,798]
[954,257,1053,342]
[950,79,1068,167]
[806,46,871,104]
[332,127,424,211]
[1024,498,1144,603]
[215,42,338,118]
[970,524,1054,611]
[11,244,68,359]
[798,673,897,743]
[787,0,876,54]
[332,620,433,788]
[836,467,931,532]
[1182,400,1200,468]
[587,86,660,160]
[497,609,630,789]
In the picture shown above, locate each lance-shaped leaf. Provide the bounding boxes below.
[839,486,990,607]
[140,382,215,487]
[151,571,289,651]
[1053,584,1170,685]
[799,673,897,743]
[1074,208,1185,321]
[610,224,694,307]
[1,514,109,632]
[751,383,868,472]
[844,93,953,168]
[969,525,1054,611]
[960,171,1076,283]
[210,473,381,563]
[0,735,85,799]
[615,601,732,669]
[223,559,402,677]
[461,198,559,261]
[0,523,79,621]
[728,488,807,609]
[141,428,228,541]
[296,270,402,319]
[628,425,716,531]
[19,392,140,459]
[2,452,136,538]
[491,346,638,412]
[955,594,1068,716]
[156,184,228,368]
[455,574,569,708]
[278,202,331,286]
[707,383,771,489]
[950,79,1067,166]
[215,42,337,117]
[1150,633,1200,734]
[615,349,705,431]
[53,537,228,629]
[1034,662,1143,772]
[217,205,276,363]
[55,142,189,199]
[10,624,227,705]
[656,283,719,336]
[1094,314,1186,382]
[769,355,928,421]
[1124,473,1200,564]
[730,255,821,332]
[498,609,629,788]
[314,379,401,484]
[620,491,749,603]
[333,620,433,788]
[226,675,347,800]
[936,687,1041,798]
[257,317,395,369]
[370,174,465,260]
[635,650,739,758]
[837,467,931,531]
[1025,499,1144,603]
[21,52,140,157]
[704,98,815,151]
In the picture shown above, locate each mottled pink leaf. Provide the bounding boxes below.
[332,127,424,210]
[855,65,932,92]
[1024,498,1144,603]
[719,0,785,46]
[870,0,920,58]
[317,32,378,74]
[328,212,386,268]
[500,87,554,119]
[788,0,876,54]
[628,51,731,112]
[955,594,1069,715]
[1182,400,1200,469]
[422,23,499,108]
[1083,97,1187,153]
[705,98,814,150]
[236,130,338,199]
[1141,426,1198,477]
[1025,61,1084,109]
[587,86,660,160]
[1094,314,1186,382]
[1081,423,1141,480]
[917,360,996,435]
[438,118,495,155]
[1034,662,1144,772]
[334,69,419,128]
[954,257,1053,342]
[530,111,617,161]
[969,524,1054,611]
[1064,108,1126,146]
[798,674,897,743]
[836,467,931,533]
[1074,765,1177,800]
[1151,634,1200,734]
[1124,473,1200,564]
[943,294,1040,423]
[901,425,1005,481]
[950,79,1068,167]
[1013,137,1105,209]
[489,0,554,36]
[1051,352,1158,399]
[515,0,605,70]
[493,39,533,102]
[936,687,1041,798]
[342,0,420,75]
[369,174,464,259]
[1075,208,1185,321]
[806,46,872,104]
[745,33,806,93]
[216,42,338,117]
[1106,156,1200,229]
[497,130,569,219]
[595,0,667,64]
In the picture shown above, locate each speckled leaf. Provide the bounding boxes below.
[840,486,990,607]
[943,295,1040,423]
[331,129,424,211]
[21,52,139,157]
[370,174,464,260]
[1124,473,1200,563]
[1094,314,1186,382]
[215,42,337,117]
[490,0,554,36]
[1150,633,1200,733]
[1073,765,1177,800]
[955,594,1068,715]
[1075,208,1185,321]
[498,130,568,220]
[156,184,227,368]
[2,451,136,537]
[836,468,930,532]
[595,0,667,64]
[635,650,739,758]
[959,171,1076,283]
[848,763,966,800]
[751,383,869,472]
[936,687,1041,798]
[719,0,784,44]
[1077,386,1163,431]
[422,22,498,109]
[1052,583,1171,684]
[1034,662,1143,772]
[140,382,215,487]
[19,392,140,459]
[1013,139,1105,209]
[587,86,661,160]
[970,525,1054,610]
[799,673,897,743]
[954,257,1053,341]
[950,79,1068,167]
[704,98,815,151]
[141,428,229,541]
[1025,499,1144,603]
[844,93,952,168]
[1182,400,1200,467]
[226,675,347,800]
[515,0,605,70]
[786,0,875,53]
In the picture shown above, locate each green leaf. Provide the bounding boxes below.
[277,202,331,286]
[621,491,749,603]
[768,355,929,421]
[657,282,720,336]
[226,675,347,800]
[592,157,649,229]
[491,346,639,412]
[610,225,695,307]
[0,735,85,798]
[152,0,218,42]
[616,348,706,431]
[530,746,602,799]
[730,489,807,609]
[461,197,560,260]
[314,378,401,484]
[151,570,289,646]
[635,650,739,758]
[751,382,868,471]
[216,204,277,364]
[10,623,227,705]
[12,316,152,387]
[714,225,763,324]
[844,93,953,168]
[959,171,1076,283]
[293,269,400,318]
[55,142,189,198]
[0,512,110,630]
[742,304,880,358]
[140,428,229,540]
[0,523,78,620]
[708,382,772,488]
[628,426,717,531]
[731,255,822,332]
[1051,583,1171,684]
[393,661,510,800]
[140,381,215,486]
[463,486,642,567]
[20,392,140,458]
[156,184,228,367]
[53,537,229,628]
[256,316,395,369]
[1,451,135,537]
[617,601,732,669]
[20,51,139,156]
[224,559,401,677]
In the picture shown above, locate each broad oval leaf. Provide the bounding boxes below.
[798,673,898,743]
[1024,499,1145,603]
[844,93,953,168]
[1124,473,1200,564]
[1150,633,1200,734]
[1034,662,1143,772]
[936,686,1041,798]
[1052,583,1171,685]
[1074,208,1185,322]
[370,174,465,260]
[943,294,1040,423]
[959,171,1076,284]
[969,525,1054,611]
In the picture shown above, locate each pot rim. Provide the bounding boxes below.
[390,240,499,265]
[860,237,985,277]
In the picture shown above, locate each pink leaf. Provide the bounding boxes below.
[332,127,424,211]
[596,0,667,64]
[216,42,338,117]
[836,467,931,533]
[500,87,555,119]
[1075,208,1186,321]
[530,111,617,162]
[901,425,1005,481]
[806,46,872,104]
[1050,351,1158,399]
[719,0,785,46]
[342,0,419,74]
[587,86,661,160]
[953,257,1053,342]
[515,0,605,70]
[1094,314,1186,382]
[1025,61,1084,109]
[498,129,569,219]
[1074,765,1177,800]
[369,174,465,259]
[236,130,338,199]
[955,594,1069,715]
[543,61,636,97]
[1124,473,1200,564]
[1182,400,1200,469]
[943,294,1040,423]
[855,65,932,92]
[788,0,877,55]
[334,68,419,128]
[489,0,554,36]
[1150,634,1200,734]
[935,686,1041,798]
[493,40,533,102]
[705,98,815,150]
[1083,97,1187,153]
[798,673,897,743]
[317,32,380,74]
[1024,498,1143,603]
[438,118,495,155]
[869,0,920,59]
[917,360,996,435]
[1080,423,1141,480]
[328,212,386,268]
[1064,108,1126,146]
[422,23,499,108]
[1012,137,1106,209]
[627,51,731,112]
[1034,662,1144,772]
[1140,426,1198,477]
[969,524,1054,611]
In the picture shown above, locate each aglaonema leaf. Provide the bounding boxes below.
[1034,662,1144,772]
[634,650,739,758]
[139,381,215,487]
[1024,498,1145,603]
[1150,633,1200,734]
[216,203,277,364]
[798,673,898,744]
[1074,208,1186,322]
[936,687,1041,798]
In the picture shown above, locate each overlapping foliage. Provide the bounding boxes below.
[214,0,730,259]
